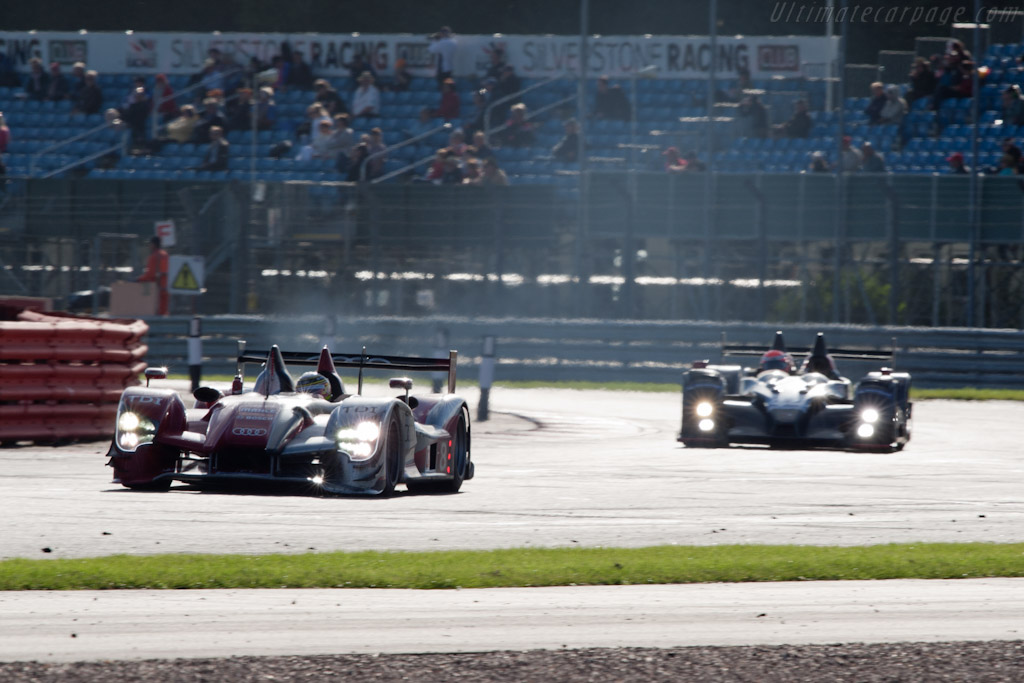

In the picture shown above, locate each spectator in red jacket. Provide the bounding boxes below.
[435,77,461,120]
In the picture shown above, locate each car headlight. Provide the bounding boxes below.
[856,423,875,438]
[336,421,381,459]
[115,410,156,452]
[698,418,716,432]
[695,401,714,418]
[860,408,880,424]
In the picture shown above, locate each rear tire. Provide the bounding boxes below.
[408,411,469,494]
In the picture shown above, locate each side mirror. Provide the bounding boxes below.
[193,386,224,404]
[390,377,413,404]
[144,367,168,387]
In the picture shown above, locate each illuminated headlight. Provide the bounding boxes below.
[695,402,714,418]
[857,423,875,438]
[115,410,156,451]
[698,418,716,432]
[860,408,880,424]
[336,421,381,458]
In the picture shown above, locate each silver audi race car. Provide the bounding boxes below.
[678,331,912,452]
[107,344,473,495]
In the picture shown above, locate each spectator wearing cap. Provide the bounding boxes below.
[593,75,632,121]
[46,62,70,101]
[286,50,314,90]
[840,136,862,172]
[435,78,461,120]
[343,53,376,92]
[191,96,227,144]
[860,142,886,172]
[164,104,198,144]
[195,125,229,172]
[552,118,581,163]
[947,151,969,174]
[428,26,457,88]
[496,102,534,147]
[663,147,687,172]
[351,72,380,118]
[808,150,831,172]
[864,81,887,124]
[72,70,103,115]
[314,79,348,116]
[23,58,50,101]
[1002,86,1024,127]
[774,98,812,138]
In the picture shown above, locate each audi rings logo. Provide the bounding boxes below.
[232,427,268,437]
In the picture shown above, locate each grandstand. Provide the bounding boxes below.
[0,39,1019,185]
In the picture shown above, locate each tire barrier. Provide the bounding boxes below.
[0,308,148,444]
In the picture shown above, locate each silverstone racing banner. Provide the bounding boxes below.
[0,31,837,80]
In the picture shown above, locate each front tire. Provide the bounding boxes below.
[380,417,402,496]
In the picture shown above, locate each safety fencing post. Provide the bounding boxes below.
[188,316,202,391]
[431,328,449,393]
[477,335,496,422]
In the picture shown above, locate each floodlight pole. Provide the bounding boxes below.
[575,0,590,316]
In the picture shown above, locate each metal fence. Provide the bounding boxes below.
[145,315,1024,389]
[2,173,1024,328]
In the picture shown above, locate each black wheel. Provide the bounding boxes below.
[380,417,402,496]
[440,412,469,493]
[125,478,172,491]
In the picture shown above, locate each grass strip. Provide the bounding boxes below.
[2,543,1023,591]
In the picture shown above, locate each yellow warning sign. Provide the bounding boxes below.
[172,262,200,291]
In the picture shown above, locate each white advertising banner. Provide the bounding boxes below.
[0,31,838,80]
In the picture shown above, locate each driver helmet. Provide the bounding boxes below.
[759,349,794,373]
[295,371,331,400]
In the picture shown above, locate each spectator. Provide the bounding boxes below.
[738,93,769,138]
[490,65,522,126]
[314,79,347,116]
[932,51,973,111]
[0,51,19,88]
[1000,138,1024,173]
[428,26,457,87]
[226,87,254,131]
[663,146,687,172]
[422,148,449,183]
[122,86,151,146]
[196,125,229,171]
[136,236,170,316]
[447,128,468,156]
[682,149,706,172]
[469,130,495,161]
[879,85,907,125]
[367,127,387,177]
[72,70,103,116]
[153,74,178,120]
[946,151,969,174]
[286,50,314,90]
[462,158,482,184]
[720,65,754,103]
[552,118,581,162]
[121,76,149,111]
[244,55,268,89]
[343,53,376,91]
[995,152,1019,175]
[860,142,886,172]
[69,62,87,101]
[391,53,412,92]
[191,97,227,144]
[439,152,463,184]
[774,98,812,138]
[497,102,534,147]
[0,112,10,154]
[808,150,831,172]
[840,136,862,171]
[484,47,507,82]
[346,142,370,182]
[351,72,380,118]
[165,104,198,144]
[864,81,887,124]
[593,75,632,121]
[297,119,337,161]
[46,62,69,101]
[464,89,490,137]
[23,58,50,101]
[296,102,330,144]
[435,78,460,120]
[331,113,355,172]
[1001,86,1024,126]
[905,57,937,108]
[256,86,277,131]
[478,157,509,185]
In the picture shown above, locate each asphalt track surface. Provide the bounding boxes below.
[2,386,1024,665]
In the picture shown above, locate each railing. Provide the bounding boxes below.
[363,121,452,183]
[141,315,1024,388]
[29,120,125,176]
[483,73,570,139]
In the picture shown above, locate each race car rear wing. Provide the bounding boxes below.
[236,341,459,394]
[720,332,896,363]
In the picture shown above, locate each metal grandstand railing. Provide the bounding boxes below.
[361,121,452,182]
[483,73,571,139]
[31,121,129,179]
